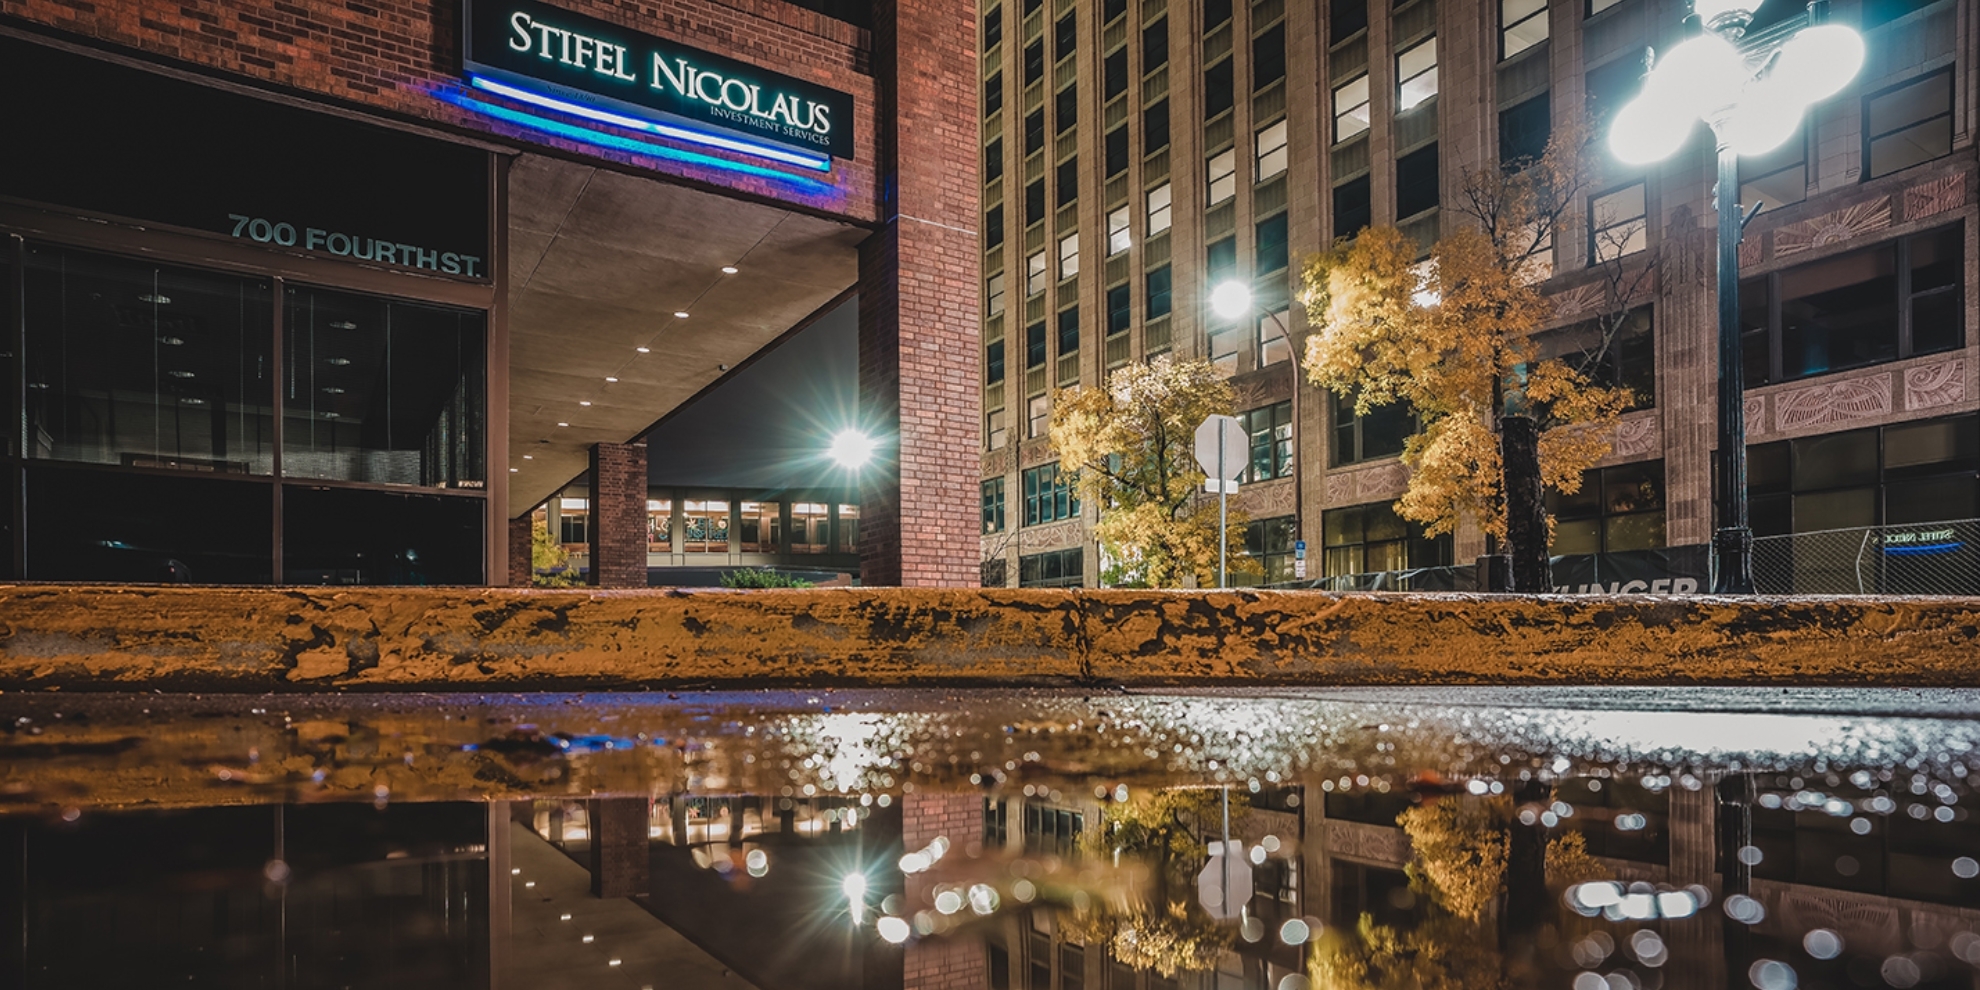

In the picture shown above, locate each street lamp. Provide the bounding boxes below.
[827,429,876,469]
[1211,280,1303,573]
[1607,0,1863,594]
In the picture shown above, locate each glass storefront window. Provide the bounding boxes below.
[740,501,780,552]
[836,504,860,553]
[559,497,590,546]
[791,503,830,553]
[647,499,673,551]
[282,485,483,585]
[283,286,485,489]
[683,500,730,553]
[23,245,274,474]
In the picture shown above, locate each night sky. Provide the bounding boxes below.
[641,296,860,490]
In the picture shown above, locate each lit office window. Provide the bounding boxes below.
[1058,232,1080,280]
[559,497,590,545]
[1256,119,1288,180]
[1209,326,1241,376]
[1589,183,1647,262]
[683,499,730,552]
[1397,37,1438,112]
[988,408,1008,450]
[1146,182,1173,234]
[1207,147,1237,205]
[740,500,780,552]
[1107,206,1131,255]
[791,502,830,553]
[647,499,672,550]
[1242,402,1293,480]
[1029,394,1051,438]
[836,504,859,553]
[1333,74,1371,142]
[1501,0,1547,59]
[1027,251,1049,295]
[982,478,1007,533]
[1258,309,1291,365]
[987,272,1006,315]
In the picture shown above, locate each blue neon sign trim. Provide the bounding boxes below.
[1884,542,1963,555]
[465,73,833,172]
[440,90,837,192]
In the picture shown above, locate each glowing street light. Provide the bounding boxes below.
[827,429,877,469]
[1607,0,1863,593]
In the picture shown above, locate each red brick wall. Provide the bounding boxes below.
[856,0,979,587]
[586,797,650,898]
[901,792,988,990]
[1,0,880,220]
[587,441,648,588]
[507,514,532,587]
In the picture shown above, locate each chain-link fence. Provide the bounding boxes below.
[1752,519,1980,596]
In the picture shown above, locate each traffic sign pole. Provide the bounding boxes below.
[1218,427,1228,588]
[1194,414,1247,590]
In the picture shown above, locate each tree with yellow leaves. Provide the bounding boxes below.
[1049,356,1258,588]
[1299,130,1649,590]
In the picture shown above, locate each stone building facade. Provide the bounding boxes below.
[974,0,1978,590]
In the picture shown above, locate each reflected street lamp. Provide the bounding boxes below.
[1211,280,1303,563]
[1608,0,1863,593]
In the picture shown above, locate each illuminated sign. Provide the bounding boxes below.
[463,0,853,167]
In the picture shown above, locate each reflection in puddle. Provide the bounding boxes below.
[0,689,1977,988]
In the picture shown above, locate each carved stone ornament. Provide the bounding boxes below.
[1774,373,1893,432]
[1903,358,1966,412]
[1611,414,1661,459]
[1774,197,1892,258]
[1904,172,1967,222]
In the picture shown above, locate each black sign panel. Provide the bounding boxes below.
[463,0,856,160]
[0,37,490,277]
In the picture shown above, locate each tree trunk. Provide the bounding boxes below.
[1499,415,1552,593]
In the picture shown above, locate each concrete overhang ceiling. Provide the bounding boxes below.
[505,153,866,513]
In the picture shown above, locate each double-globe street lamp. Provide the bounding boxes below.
[1608,0,1864,593]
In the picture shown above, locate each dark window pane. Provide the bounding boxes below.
[1253,24,1286,89]
[1205,59,1235,117]
[1058,307,1080,353]
[1866,72,1953,179]
[1025,179,1046,224]
[1107,284,1132,335]
[986,207,1004,247]
[1360,402,1412,459]
[984,72,1004,116]
[1104,0,1126,21]
[1143,20,1169,71]
[1024,109,1046,154]
[1143,99,1171,154]
[1334,176,1372,238]
[1057,158,1078,206]
[1207,236,1238,282]
[23,244,274,475]
[25,465,272,583]
[1055,84,1077,133]
[1780,243,1899,380]
[1748,441,1791,495]
[1105,48,1128,99]
[1256,213,1290,273]
[1055,11,1077,60]
[1910,226,1964,354]
[1396,143,1440,218]
[1585,56,1643,132]
[1024,39,1045,84]
[1106,126,1129,177]
[1205,0,1232,29]
[1740,274,1773,386]
[984,7,1002,50]
[1147,266,1173,318]
[1330,0,1367,43]
[1027,322,1047,367]
[985,138,1003,182]
[283,485,483,585]
[1792,429,1879,491]
[987,340,1006,383]
[1499,92,1550,170]
[1887,476,1978,525]
[1884,415,1977,476]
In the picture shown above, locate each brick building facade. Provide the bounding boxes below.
[974,0,1978,591]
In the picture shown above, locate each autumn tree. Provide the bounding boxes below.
[1299,129,1650,590]
[1049,356,1257,588]
[530,514,581,587]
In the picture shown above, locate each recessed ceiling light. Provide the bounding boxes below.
[674,311,690,319]
[324,412,341,419]
[579,400,592,406]
[557,422,570,427]
[523,454,533,460]
[510,467,519,472]
[322,387,345,394]
[168,370,195,378]
[605,376,618,383]
[718,364,730,371]
[636,346,650,353]
[138,293,171,305]
[721,266,738,274]
[327,357,350,366]
[329,320,357,330]
[158,336,184,346]
[180,397,205,406]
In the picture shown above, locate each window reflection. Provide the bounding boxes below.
[682,500,730,553]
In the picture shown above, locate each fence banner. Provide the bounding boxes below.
[1548,546,1710,595]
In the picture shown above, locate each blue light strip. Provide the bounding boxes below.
[439,90,837,193]
[1884,542,1963,555]
[466,73,832,172]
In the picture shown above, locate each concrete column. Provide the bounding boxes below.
[585,797,650,899]
[506,515,531,588]
[858,0,981,588]
[487,802,513,990]
[586,442,647,588]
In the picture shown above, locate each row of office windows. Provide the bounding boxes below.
[554,498,858,555]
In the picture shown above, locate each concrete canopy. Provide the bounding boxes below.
[504,153,867,515]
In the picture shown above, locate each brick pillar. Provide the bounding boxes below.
[901,792,987,990]
[587,442,647,588]
[585,798,650,899]
[507,515,532,588]
[858,0,980,588]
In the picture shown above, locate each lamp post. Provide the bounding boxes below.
[1210,280,1302,573]
[1608,0,1863,593]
